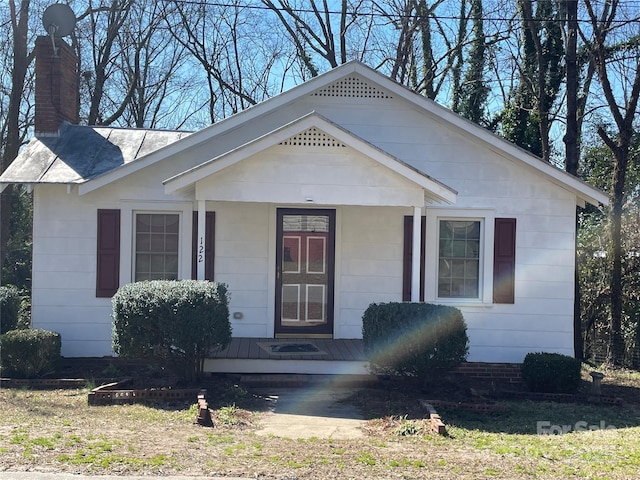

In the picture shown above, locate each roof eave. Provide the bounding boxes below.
[164,111,458,205]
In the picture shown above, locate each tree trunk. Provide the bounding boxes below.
[563,0,583,359]
[1,1,31,281]
[608,148,627,364]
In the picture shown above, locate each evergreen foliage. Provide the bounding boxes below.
[499,0,563,158]
[112,280,232,383]
[0,285,21,334]
[521,352,582,394]
[458,0,488,124]
[0,328,61,378]
[1,187,32,292]
[362,302,468,381]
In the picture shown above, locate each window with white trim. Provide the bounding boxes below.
[134,213,179,281]
[437,219,482,299]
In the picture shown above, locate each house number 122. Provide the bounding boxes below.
[198,237,204,263]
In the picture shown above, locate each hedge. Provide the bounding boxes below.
[521,352,582,394]
[112,280,232,383]
[362,302,468,381]
[0,328,61,378]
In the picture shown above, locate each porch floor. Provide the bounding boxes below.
[204,337,370,375]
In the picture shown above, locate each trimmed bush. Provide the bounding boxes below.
[362,302,468,381]
[112,280,232,383]
[0,286,21,334]
[0,329,61,378]
[521,352,582,394]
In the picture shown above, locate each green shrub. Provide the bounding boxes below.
[0,328,61,378]
[521,352,582,394]
[0,286,21,334]
[112,280,232,383]
[362,302,468,381]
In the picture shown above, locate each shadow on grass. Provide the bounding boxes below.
[440,399,640,435]
[346,377,640,436]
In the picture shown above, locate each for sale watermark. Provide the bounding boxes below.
[537,420,617,435]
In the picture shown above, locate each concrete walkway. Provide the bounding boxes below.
[253,384,366,439]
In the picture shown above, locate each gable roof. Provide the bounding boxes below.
[163,112,457,205]
[0,61,608,207]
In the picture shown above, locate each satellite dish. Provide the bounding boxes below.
[42,4,76,38]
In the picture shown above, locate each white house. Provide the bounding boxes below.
[0,37,608,372]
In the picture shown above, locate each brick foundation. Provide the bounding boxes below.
[454,362,523,385]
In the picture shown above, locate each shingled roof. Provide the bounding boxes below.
[0,122,189,186]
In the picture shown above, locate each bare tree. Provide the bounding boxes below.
[1,0,34,280]
[261,0,352,73]
[165,0,289,123]
[584,0,640,365]
[117,1,190,129]
[77,0,136,126]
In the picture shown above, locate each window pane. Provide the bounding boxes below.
[165,254,178,273]
[136,254,150,274]
[136,214,151,231]
[451,259,465,277]
[438,220,481,299]
[150,215,165,232]
[149,234,165,252]
[438,278,451,297]
[136,233,150,252]
[165,234,179,253]
[283,215,329,233]
[166,216,179,234]
[150,254,165,272]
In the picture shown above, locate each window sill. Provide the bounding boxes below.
[431,300,495,308]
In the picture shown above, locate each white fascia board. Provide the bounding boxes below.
[78,65,361,196]
[163,112,458,205]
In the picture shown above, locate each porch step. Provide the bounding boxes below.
[238,373,378,388]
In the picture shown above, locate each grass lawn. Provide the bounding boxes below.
[0,367,639,479]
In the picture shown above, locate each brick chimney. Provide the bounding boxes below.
[34,36,79,136]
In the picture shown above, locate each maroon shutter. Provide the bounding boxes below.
[402,216,426,302]
[192,211,215,280]
[493,218,516,304]
[96,209,120,297]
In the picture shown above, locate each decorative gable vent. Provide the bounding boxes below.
[279,127,346,148]
[311,75,392,98]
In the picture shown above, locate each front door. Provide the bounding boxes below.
[275,208,335,337]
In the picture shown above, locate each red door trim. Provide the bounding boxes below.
[275,208,336,337]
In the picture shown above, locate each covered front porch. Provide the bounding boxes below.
[204,337,370,375]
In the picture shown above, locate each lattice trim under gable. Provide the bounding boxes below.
[279,127,346,148]
[311,75,392,98]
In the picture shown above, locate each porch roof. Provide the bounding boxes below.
[163,112,458,206]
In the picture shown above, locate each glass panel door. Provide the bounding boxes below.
[275,209,335,336]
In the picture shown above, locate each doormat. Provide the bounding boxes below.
[257,341,327,356]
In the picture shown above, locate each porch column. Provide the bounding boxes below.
[411,206,421,302]
[196,200,206,280]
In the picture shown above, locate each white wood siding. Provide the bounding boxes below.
[195,145,424,207]
[32,185,114,357]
